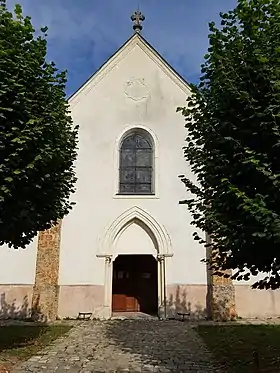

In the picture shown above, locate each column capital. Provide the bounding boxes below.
[105,255,112,264]
[97,253,113,264]
[157,253,173,261]
[157,254,165,262]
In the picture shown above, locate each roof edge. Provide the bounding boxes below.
[68,32,192,105]
[68,33,137,102]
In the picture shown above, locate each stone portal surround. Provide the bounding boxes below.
[97,253,172,320]
[32,222,236,322]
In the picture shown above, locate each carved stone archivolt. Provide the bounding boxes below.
[124,78,150,101]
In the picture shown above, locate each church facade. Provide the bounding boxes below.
[1,14,280,321]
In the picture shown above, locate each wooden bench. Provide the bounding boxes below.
[177,312,190,321]
[77,312,92,320]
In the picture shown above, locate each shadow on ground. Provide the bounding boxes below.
[0,325,48,352]
[105,319,219,372]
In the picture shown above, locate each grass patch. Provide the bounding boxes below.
[0,324,71,369]
[198,324,280,372]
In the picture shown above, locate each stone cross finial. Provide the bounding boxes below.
[131,10,145,33]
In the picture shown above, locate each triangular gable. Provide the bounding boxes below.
[69,33,192,106]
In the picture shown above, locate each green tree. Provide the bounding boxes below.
[0,1,78,248]
[178,0,280,289]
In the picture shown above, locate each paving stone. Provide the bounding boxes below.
[13,319,221,373]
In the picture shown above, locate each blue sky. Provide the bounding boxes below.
[8,0,237,96]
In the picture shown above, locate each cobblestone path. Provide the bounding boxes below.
[13,320,220,373]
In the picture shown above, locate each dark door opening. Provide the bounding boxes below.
[112,254,158,315]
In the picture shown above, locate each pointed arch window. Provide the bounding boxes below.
[119,131,153,195]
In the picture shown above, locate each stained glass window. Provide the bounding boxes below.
[119,132,153,195]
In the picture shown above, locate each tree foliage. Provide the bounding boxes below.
[0,1,78,248]
[178,0,280,289]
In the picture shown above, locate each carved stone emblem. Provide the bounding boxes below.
[124,78,150,101]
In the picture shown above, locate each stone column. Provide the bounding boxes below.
[31,222,61,322]
[206,234,236,321]
[103,255,113,319]
[157,255,166,319]
[210,270,236,321]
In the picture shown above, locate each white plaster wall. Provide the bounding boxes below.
[114,222,155,257]
[0,237,38,284]
[59,212,105,285]
[59,38,207,287]
[233,271,267,285]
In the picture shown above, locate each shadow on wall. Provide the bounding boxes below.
[0,292,30,319]
[166,285,208,319]
[0,292,45,322]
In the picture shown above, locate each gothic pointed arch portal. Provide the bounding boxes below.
[97,206,173,318]
[100,206,172,258]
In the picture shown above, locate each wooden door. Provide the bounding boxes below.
[112,255,157,313]
[112,263,139,312]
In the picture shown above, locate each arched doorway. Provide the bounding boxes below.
[112,254,158,315]
[97,206,173,318]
